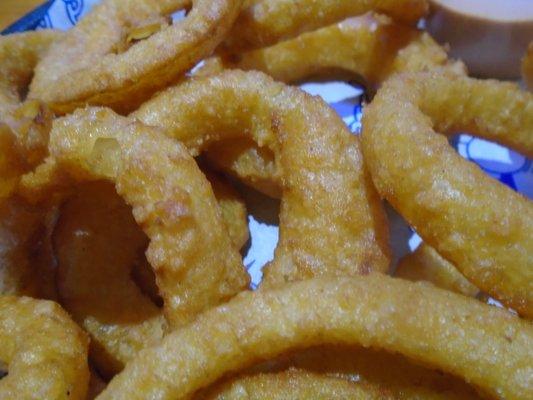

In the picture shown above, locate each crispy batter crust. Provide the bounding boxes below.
[0,296,89,399]
[22,108,249,328]
[362,72,533,317]
[396,244,479,298]
[54,181,166,377]
[29,0,242,113]
[223,0,428,51]
[133,70,391,283]
[0,31,59,198]
[199,13,465,197]
[98,275,533,400]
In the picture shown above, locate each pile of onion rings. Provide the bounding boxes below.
[132,70,391,284]
[0,0,531,398]
[198,12,466,197]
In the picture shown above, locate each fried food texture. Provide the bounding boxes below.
[0,296,89,400]
[29,0,243,113]
[97,275,533,400]
[132,70,390,284]
[199,13,465,197]
[23,108,249,328]
[362,72,533,317]
[54,171,246,379]
[200,369,394,399]
[202,168,249,250]
[203,137,281,198]
[396,244,480,298]
[0,31,59,198]
[223,0,428,51]
[54,181,166,378]
[206,13,465,88]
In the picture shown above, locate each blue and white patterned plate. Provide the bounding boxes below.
[3,0,532,286]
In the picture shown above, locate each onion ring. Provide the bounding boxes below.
[54,181,166,378]
[361,72,533,317]
[130,169,249,305]
[29,0,242,114]
[202,167,249,250]
[222,0,428,51]
[132,70,390,284]
[199,13,465,198]
[202,137,281,198]
[205,13,464,88]
[97,275,533,400]
[395,244,480,298]
[24,107,249,328]
[0,31,59,198]
[55,174,246,377]
[199,369,394,399]
[0,296,89,399]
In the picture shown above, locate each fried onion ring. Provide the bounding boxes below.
[130,169,248,309]
[132,70,390,284]
[202,168,249,250]
[29,0,242,113]
[222,0,428,51]
[361,72,533,317]
[395,244,480,298]
[55,173,246,377]
[0,31,59,198]
[0,32,60,299]
[24,108,249,328]
[54,181,166,378]
[97,275,533,400]
[0,296,89,400]
[199,13,465,197]
[205,13,464,88]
